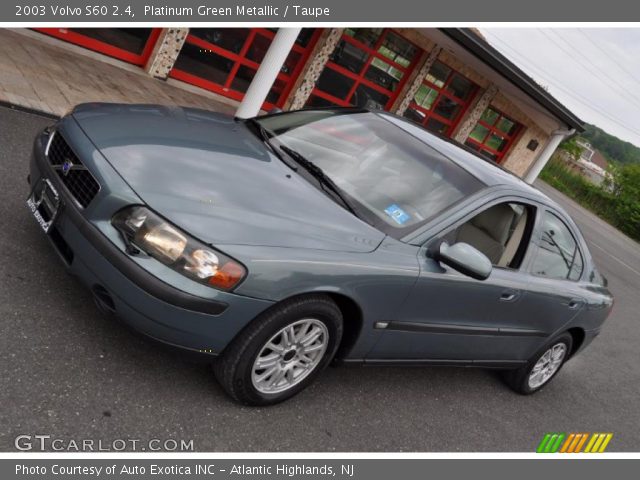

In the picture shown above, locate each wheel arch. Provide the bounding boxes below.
[267,290,364,360]
[566,327,586,357]
[322,291,364,359]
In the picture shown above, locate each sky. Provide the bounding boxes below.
[480,28,640,147]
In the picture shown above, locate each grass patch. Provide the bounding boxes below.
[539,157,639,241]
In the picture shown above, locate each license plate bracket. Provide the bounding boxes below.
[26,178,62,233]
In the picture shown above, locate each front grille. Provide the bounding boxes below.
[46,132,100,208]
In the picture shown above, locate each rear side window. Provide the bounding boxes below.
[531,211,583,281]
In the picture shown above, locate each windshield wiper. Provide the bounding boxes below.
[279,145,360,218]
[246,119,300,172]
[247,118,272,144]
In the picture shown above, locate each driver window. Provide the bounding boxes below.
[441,202,534,269]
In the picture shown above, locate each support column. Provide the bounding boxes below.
[144,28,189,79]
[235,28,302,119]
[286,28,344,110]
[524,128,575,184]
[452,83,499,143]
[393,46,442,115]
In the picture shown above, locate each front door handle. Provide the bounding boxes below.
[568,298,585,310]
[500,289,521,302]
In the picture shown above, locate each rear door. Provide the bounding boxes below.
[520,208,590,354]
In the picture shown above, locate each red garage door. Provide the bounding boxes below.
[34,28,161,66]
[403,60,479,137]
[465,107,524,163]
[170,28,321,110]
[305,28,422,110]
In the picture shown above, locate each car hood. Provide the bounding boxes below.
[72,103,385,252]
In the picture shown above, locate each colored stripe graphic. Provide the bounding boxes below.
[550,433,565,453]
[574,433,589,453]
[584,433,613,453]
[536,434,552,453]
[537,433,565,453]
[598,433,613,453]
[539,433,613,453]
[560,433,575,453]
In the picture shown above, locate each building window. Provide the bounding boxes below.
[306,28,422,110]
[170,28,320,109]
[403,60,478,137]
[34,28,161,66]
[465,107,523,163]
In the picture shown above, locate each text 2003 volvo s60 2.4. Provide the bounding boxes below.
[27,104,613,405]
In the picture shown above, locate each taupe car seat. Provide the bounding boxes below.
[456,203,516,264]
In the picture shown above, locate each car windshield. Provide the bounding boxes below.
[255,110,483,235]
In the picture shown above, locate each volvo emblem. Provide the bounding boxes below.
[61,159,74,176]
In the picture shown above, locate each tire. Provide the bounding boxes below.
[504,333,573,395]
[214,294,343,406]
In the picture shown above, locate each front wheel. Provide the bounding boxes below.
[504,333,573,394]
[214,295,343,406]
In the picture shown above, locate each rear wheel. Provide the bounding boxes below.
[504,333,572,394]
[215,295,342,405]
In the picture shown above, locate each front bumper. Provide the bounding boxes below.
[29,126,274,356]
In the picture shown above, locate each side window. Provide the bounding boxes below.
[531,211,583,281]
[441,202,535,269]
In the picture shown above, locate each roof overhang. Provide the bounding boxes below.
[439,28,584,132]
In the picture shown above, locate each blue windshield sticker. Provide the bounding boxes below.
[384,204,411,225]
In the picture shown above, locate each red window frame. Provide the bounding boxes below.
[34,28,161,66]
[169,28,322,110]
[465,107,523,163]
[309,29,422,109]
[406,61,479,137]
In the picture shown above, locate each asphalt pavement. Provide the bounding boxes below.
[1,105,639,452]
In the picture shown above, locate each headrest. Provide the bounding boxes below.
[471,204,516,245]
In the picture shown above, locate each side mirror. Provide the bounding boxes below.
[268,107,283,114]
[431,241,492,280]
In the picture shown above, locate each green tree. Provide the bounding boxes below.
[559,137,582,160]
[612,163,640,239]
[582,124,640,165]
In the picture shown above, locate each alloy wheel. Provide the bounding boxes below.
[527,343,567,389]
[251,318,329,394]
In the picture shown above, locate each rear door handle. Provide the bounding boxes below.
[500,289,521,302]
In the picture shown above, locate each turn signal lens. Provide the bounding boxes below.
[208,262,246,290]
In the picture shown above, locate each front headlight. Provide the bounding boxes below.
[112,206,246,291]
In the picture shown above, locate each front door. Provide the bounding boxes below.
[368,200,548,364]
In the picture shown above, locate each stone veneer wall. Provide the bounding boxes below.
[392,46,443,115]
[452,83,498,143]
[144,28,189,79]
[285,28,344,110]
[502,124,549,177]
[490,91,550,176]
